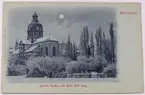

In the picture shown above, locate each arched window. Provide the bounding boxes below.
[34,32,36,36]
[52,47,56,56]
[36,32,39,37]
[45,47,48,56]
[28,32,30,37]
[39,32,41,37]
[40,48,43,56]
[41,32,43,37]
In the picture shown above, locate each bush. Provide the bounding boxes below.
[66,61,80,73]
[103,64,117,78]
[7,65,27,76]
[8,54,29,65]
[26,57,67,77]
[77,56,89,73]
[77,56,87,62]
[66,56,95,74]
[87,57,96,72]
[74,55,108,73]
[94,55,107,73]
[52,72,67,78]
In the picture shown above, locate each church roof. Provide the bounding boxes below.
[34,35,58,44]
[12,49,19,55]
[21,40,31,44]
[25,45,39,53]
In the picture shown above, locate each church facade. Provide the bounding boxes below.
[11,12,66,57]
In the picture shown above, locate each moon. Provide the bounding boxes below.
[59,14,64,19]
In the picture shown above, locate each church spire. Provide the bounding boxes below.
[14,39,19,50]
[27,12,43,43]
[32,12,39,22]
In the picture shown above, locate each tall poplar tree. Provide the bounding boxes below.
[109,23,116,63]
[66,34,71,58]
[95,26,102,55]
[79,26,89,57]
[90,32,94,57]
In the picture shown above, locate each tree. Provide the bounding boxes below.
[79,26,89,57]
[8,53,29,66]
[102,32,106,54]
[103,39,112,62]
[66,34,71,58]
[72,42,77,60]
[70,42,73,59]
[14,39,19,50]
[79,31,85,56]
[95,26,102,55]
[109,23,116,63]
[90,32,94,57]
[83,26,89,57]
[66,34,78,60]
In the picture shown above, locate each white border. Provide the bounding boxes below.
[0,0,144,95]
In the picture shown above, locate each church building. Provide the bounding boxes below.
[12,12,66,57]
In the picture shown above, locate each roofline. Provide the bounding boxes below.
[33,40,58,44]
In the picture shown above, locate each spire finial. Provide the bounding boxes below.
[33,12,38,17]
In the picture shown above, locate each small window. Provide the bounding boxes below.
[39,32,41,37]
[36,32,38,37]
[34,32,36,36]
[36,27,39,30]
[52,47,56,56]
[45,47,48,56]
[40,48,43,56]
[21,47,23,50]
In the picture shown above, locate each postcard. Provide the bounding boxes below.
[1,2,144,93]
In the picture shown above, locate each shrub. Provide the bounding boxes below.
[77,56,89,73]
[77,56,87,62]
[7,64,27,76]
[103,64,117,78]
[66,61,80,73]
[66,56,93,74]
[26,57,67,77]
[87,57,96,72]
[94,55,107,73]
[52,72,67,78]
[66,55,108,74]
[76,55,108,73]
[8,54,29,65]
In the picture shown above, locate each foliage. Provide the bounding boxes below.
[8,53,29,65]
[90,32,94,57]
[52,72,67,78]
[66,34,78,60]
[95,27,103,55]
[66,34,71,58]
[71,42,77,60]
[7,64,27,76]
[66,61,80,73]
[66,55,108,74]
[94,55,107,73]
[79,26,89,57]
[26,57,67,77]
[103,64,117,78]
[109,23,116,63]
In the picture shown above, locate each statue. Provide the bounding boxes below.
[86,45,94,58]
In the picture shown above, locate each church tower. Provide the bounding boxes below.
[27,12,43,43]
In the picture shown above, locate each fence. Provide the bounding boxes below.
[43,72,105,78]
[67,72,104,78]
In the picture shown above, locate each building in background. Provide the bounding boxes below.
[11,12,67,57]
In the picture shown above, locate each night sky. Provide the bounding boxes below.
[7,6,116,47]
